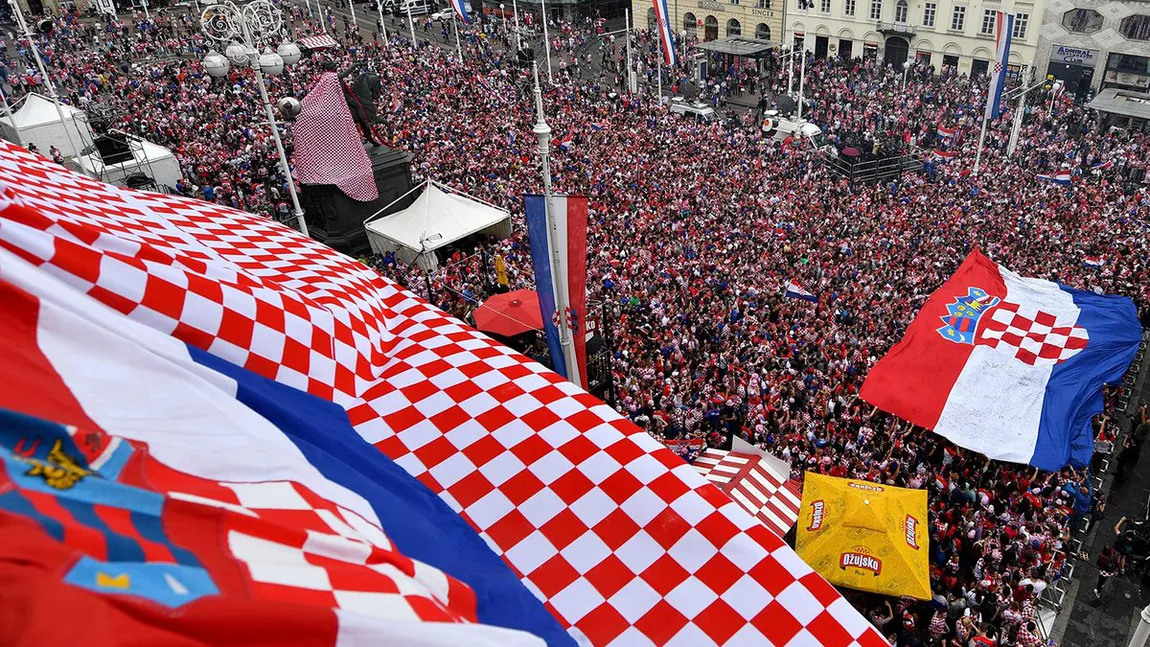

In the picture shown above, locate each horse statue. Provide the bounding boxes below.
[339,65,383,147]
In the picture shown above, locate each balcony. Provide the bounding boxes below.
[877,21,918,36]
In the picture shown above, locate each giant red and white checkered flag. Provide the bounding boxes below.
[0,142,885,646]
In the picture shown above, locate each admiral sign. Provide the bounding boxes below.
[1049,45,1097,66]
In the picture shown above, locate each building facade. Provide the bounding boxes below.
[632,0,786,52]
[1035,0,1150,100]
[783,0,1046,76]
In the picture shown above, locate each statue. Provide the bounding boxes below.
[292,70,380,202]
[339,65,383,147]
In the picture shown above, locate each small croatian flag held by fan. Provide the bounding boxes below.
[860,249,1141,471]
[652,0,677,66]
[450,0,471,23]
[523,194,589,388]
[936,125,955,138]
[784,280,819,303]
[1038,170,1072,185]
[983,11,1014,121]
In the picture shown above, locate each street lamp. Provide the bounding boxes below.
[200,1,308,237]
[902,59,912,89]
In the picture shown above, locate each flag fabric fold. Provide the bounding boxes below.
[0,142,884,647]
[860,249,1141,471]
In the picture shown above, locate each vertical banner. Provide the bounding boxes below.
[522,194,588,388]
[984,12,1014,121]
[652,0,678,66]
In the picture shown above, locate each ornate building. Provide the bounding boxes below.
[1035,0,1150,99]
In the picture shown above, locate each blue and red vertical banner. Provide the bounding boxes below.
[451,0,471,24]
[523,195,588,388]
[984,11,1014,120]
[652,0,677,66]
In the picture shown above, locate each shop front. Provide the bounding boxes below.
[1048,44,1099,101]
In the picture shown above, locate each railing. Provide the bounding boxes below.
[823,148,924,184]
[876,21,917,35]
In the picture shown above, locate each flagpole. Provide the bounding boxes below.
[625,9,635,94]
[531,62,581,388]
[511,0,521,51]
[376,0,387,43]
[1007,83,1027,158]
[453,11,463,61]
[796,42,806,120]
[540,0,553,83]
[657,50,663,99]
[348,0,357,25]
[406,1,417,44]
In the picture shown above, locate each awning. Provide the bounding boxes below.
[299,34,339,50]
[694,37,779,58]
[1087,88,1150,121]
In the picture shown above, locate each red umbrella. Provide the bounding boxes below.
[473,289,544,337]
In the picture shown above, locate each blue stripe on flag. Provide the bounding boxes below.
[523,195,567,379]
[186,346,573,646]
[1032,286,1141,470]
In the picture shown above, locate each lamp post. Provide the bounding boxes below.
[530,62,581,387]
[8,0,80,162]
[200,1,308,237]
[375,0,387,41]
[902,58,912,90]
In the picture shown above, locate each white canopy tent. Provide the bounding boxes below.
[0,93,94,158]
[364,180,512,271]
[78,134,182,191]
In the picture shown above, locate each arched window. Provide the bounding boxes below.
[755,23,771,40]
[727,18,741,36]
[684,12,697,37]
[894,0,908,23]
[648,8,658,31]
[704,15,718,40]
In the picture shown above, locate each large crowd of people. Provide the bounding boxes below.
[4,4,1150,646]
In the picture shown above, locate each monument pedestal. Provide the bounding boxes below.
[299,145,413,257]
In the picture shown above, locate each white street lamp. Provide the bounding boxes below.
[902,59,912,90]
[200,1,309,237]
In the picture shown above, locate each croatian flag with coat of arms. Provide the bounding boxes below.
[860,249,1141,471]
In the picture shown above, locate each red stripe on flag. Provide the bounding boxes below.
[860,250,1006,429]
[566,197,589,385]
[0,276,102,432]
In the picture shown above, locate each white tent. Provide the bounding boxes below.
[78,134,182,191]
[0,93,94,158]
[364,180,512,271]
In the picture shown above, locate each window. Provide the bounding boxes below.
[844,0,855,16]
[1062,9,1103,34]
[894,0,907,22]
[869,0,882,21]
[1013,13,1028,39]
[731,0,739,7]
[922,2,935,27]
[951,5,966,31]
[648,7,657,30]
[981,9,995,35]
[727,18,741,36]
[821,0,830,13]
[756,0,770,7]
[1120,15,1150,41]
[756,23,771,40]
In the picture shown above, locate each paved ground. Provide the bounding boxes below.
[1056,336,1150,647]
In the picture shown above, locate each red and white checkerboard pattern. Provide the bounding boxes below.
[978,301,1089,366]
[693,450,802,540]
[0,142,886,646]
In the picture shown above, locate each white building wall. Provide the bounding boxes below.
[1035,0,1150,94]
[785,0,1047,76]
